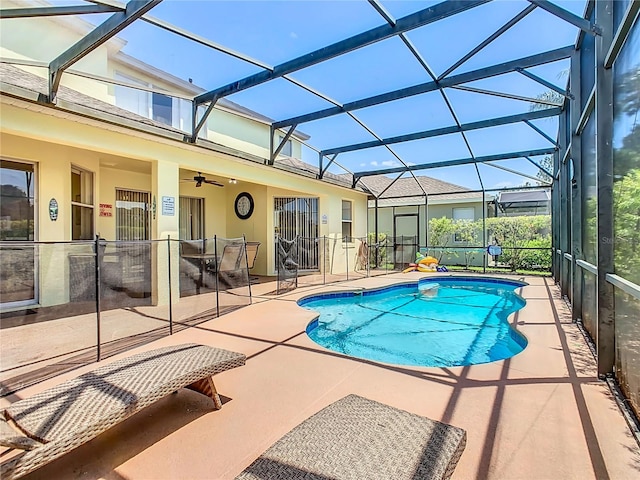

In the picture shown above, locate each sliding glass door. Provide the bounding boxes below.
[0,160,36,306]
[274,197,318,270]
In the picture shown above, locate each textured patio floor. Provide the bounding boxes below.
[2,273,639,479]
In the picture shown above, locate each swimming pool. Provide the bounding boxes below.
[301,277,527,367]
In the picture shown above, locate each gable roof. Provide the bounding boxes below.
[360,174,484,205]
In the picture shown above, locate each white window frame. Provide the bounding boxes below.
[342,199,353,241]
[71,166,95,240]
[452,207,475,243]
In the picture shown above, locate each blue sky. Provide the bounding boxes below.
[75,0,587,191]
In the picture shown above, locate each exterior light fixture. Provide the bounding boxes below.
[229,178,237,184]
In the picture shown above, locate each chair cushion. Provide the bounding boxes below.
[236,394,467,480]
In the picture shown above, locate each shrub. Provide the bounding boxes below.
[518,238,552,270]
[486,215,551,271]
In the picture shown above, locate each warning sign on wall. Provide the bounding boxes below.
[99,203,113,217]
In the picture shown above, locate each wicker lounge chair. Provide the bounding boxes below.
[0,343,246,480]
[236,394,467,480]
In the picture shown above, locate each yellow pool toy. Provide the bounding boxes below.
[403,253,439,273]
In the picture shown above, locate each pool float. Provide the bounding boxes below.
[403,252,442,273]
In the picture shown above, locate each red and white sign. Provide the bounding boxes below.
[99,203,113,217]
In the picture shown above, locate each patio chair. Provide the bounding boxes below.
[0,343,246,480]
[180,240,217,293]
[236,394,467,480]
[245,241,261,282]
[216,242,247,288]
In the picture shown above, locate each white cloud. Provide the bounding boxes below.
[370,161,378,166]
[381,160,397,167]
[290,32,298,39]
[359,163,366,167]
[492,181,518,189]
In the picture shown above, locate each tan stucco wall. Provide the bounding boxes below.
[2,3,304,163]
[1,97,368,304]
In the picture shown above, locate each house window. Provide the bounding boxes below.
[453,207,474,242]
[114,72,149,117]
[342,200,352,240]
[278,135,293,156]
[152,92,173,126]
[114,72,195,134]
[71,167,94,240]
[179,197,204,240]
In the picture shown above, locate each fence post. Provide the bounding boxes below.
[323,236,326,285]
[167,236,173,335]
[276,234,281,295]
[243,234,252,303]
[482,190,487,274]
[214,235,220,317]
[345,236,349,281]
[366,237,370,278]
[94,235,102,362]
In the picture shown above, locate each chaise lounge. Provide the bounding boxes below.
[236,394,467,480]
[0,343,246,480]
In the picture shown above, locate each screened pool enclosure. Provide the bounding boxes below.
[1,0,639,430]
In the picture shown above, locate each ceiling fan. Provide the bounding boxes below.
[183,172,224,187]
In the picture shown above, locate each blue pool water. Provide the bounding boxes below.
[301,277,527,367]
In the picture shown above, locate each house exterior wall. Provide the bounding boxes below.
[1,95,368,308]
[368,201,487,267]
[2,1,304,161]
[369,202,485,244]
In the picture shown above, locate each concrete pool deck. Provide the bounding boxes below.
[2,273,639,479]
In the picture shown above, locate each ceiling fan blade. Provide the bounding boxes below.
[203,179,224,187]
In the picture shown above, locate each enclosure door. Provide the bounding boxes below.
[393,214,419,267]
[0,160,36,307]
[274,197,318,270]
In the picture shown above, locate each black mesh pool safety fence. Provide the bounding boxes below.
[0,233,551,396]
[0,235,253,396]
[276,236,298,294]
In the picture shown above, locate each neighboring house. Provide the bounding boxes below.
[364,175,492,267]
[0,0,368,311]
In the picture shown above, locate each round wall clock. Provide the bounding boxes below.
[234,192,254,220]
